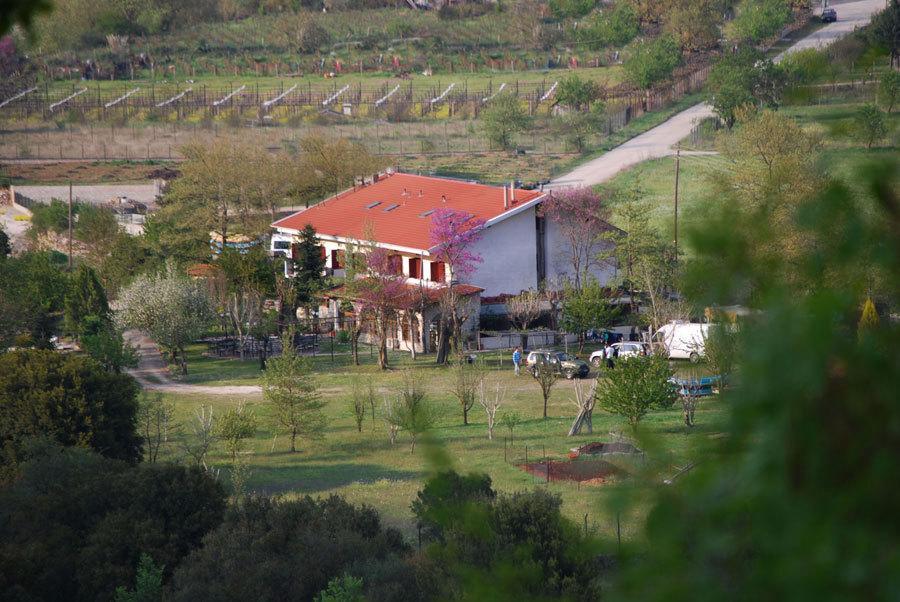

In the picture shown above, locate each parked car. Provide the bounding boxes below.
[526,350,590,379]
[589,342,651,366]
[653,321,710,362]
[821,8,837,22]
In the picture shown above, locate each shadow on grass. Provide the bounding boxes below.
[249,462,424,494]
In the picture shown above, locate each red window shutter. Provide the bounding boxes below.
[331,249,344,269]
[430,261,445,282]
[409,258,422,279]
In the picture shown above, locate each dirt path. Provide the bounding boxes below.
[550,0,885,190]
[124,330,262,397]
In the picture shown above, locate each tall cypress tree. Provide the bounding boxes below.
[64,265,110,337]
[294,224,325,304]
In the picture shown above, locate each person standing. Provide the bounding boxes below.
[512,346,522,376]
[605,343,615,370]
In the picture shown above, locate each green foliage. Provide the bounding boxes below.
[707,48,785,127]
[294,224,327,304]
[531,362,559,419]
[169,495,409,602]
[556,73,600,110]
[74,204,119,247]
[731,0,792,43]
[387,372,438,452]
[597,354,676,430]
[263,332,326,452]
[29,198,70,235]
[549,0,597,19]
[878,69,900,113]
[0,251,68,348]
[450,360,485,425]
[499,411,523,441]
[614,161,900,600]
[1,0,52,36]
[703,319,741,384]
[561,278,619,345]
[115,554,164,602]
[854,104,888,149]
[869,0,900,66]
[781,48,829,85]
[215,404,257,461]
[664,0,722,51]
[624,34,682,89]
[314,575,364,602]
[64,264,110,336]
[0,443,225,602]
[0,349,142,479]
[580,2,639,49]
[481,94,531,151]
[411,470,496,542]
[81,317,139,374]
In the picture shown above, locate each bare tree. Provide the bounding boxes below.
[451,360,485,425]
[531,362,558,419]
[182,405,217,468]
[478,380,507,440]
[507,289,544,339]
[382,395,400,445]
[568,378,598,436]
[349,379,368,433]
[138,392,177,463]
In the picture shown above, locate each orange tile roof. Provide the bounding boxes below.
[272,173,543,252]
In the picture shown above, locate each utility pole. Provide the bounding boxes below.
[673,148,681,260]
[67,181,73,271]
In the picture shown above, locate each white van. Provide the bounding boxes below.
[653,321,709,362]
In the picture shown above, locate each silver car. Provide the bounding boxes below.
[589,342,651,366]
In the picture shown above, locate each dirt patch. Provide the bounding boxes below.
[520,459,625,485]
[569,441,643,458]
[2,161,173,185]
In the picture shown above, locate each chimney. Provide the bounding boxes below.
[509,182,516,204]
[373,173,380,183]
[503,185,508,210]
[441,195,447,203]
[402,187,409,196]
[418,189,424,198]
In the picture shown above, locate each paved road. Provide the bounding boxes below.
[550,0,886,189]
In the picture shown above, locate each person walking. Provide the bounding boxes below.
[605,343,615,370]
[512,346,522,376]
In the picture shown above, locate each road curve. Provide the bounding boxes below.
[549,0,886,190]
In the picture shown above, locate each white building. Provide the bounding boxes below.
[270,172,617,352]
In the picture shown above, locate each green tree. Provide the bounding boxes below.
[169,495,409,602]
[0,251,68,348]
[1,0,51,35]
[878,70,899,113]
[531,362,559,419]
[293,224,327,305]
[556,74,599,111]
[117,263,215,375]
[314,575,364,602]
[263,331,326,453]
[136,393,176,464]
[0,443,225,602]
[451,360,485,426]
[730,0,792,43]
[665,0,722,51]
[115,554,164,602]
[870,0,900,68]
[854,104,888,149]
[561,278,619,351]
[215,404,257,461]
[555,102,607,152]
[64,264,111,336]
[708,48,785,128]
[597,354,676,430]
[411,470,496,542]
[0,349,142,479]
[580,2,639,49]
[482,94,531,151]
[218,248,276,361]
[548,0,597,18]
[624,34,682,89]
[703,318,741,385]
[81,316,139,374]
[387,372,438,452]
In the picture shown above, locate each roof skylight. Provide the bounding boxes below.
[366,201,382,209]
[384,203,400,212]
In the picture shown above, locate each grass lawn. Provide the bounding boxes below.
[156,352,725,544]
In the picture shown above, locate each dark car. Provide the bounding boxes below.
[526,350,590,379]
[821,8,837,22]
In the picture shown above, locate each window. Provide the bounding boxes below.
[387,254,403,275]
[429,261,446,282]
[273,240,290,250]
[408,257,422,279]
[419,209,434,218]
[331,249,344,269]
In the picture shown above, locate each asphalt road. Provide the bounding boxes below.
[549,0,887,190]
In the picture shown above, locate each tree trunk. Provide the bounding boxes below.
[378,339,388,370]
[179,347,187,375]
[463,406,469,426]
[543,395,548,419]
[290,429,297,452]
[435,318,450,364]
[350,327,361,366]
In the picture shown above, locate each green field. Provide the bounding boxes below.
[157,349,724,542]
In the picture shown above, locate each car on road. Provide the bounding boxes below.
[589,341,652,366]
[821,8,837,22]
[526,350,590,379]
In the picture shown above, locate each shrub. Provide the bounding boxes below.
[580,1,639,49]
[731,0,792,43]
[623,34,682,89]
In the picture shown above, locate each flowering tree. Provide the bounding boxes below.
[539,188,611,291]
[429,208,485,363]
[350,246,409,370]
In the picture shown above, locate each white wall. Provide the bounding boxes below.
[544,218,617,288]
[469,206,539,297]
